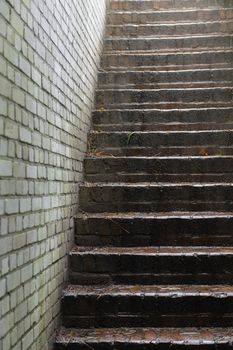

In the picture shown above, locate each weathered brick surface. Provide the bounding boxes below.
[0,0,108,349]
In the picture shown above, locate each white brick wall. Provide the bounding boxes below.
[0,0,108,349]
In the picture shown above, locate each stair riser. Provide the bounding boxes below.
[80,187,233,212]
[94,123,233,132]
[108,9,233,25]
[89,146,233,157]
[90,132,233,149]
[107,22,233,38]
[104,36,233,52]
[75,216,233,247]
[70,271,233,285]
[96,89,233,109]
[70,254,233,285]
[62,295,233,327]
[84,158,233,182]
[110,0,233,11]
[98,70,233,88]
[93,109,233,125]
[85,174,233,182]
[85,157,233,173]
[96,102,233,110]
[102,52,233,70]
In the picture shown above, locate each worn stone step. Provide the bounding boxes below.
[80,182,233,212]
[96,87,233,109]
[90,146,233,157]
[100,82,232,91]
[96,102,233,110]
[107,21,233,38]
[105,35,233,52]
[101,50,233,70]
[84,156,233,182]
[110,0,233,11]
[55,326,233,349]
[93,108,233,126]
[94,122,233,132]
[90,130,233,150]
[108,8,233,25]
[62,284,233,327]
[69,246,233,285]
[98,69,233,89]
[75,212,233,247]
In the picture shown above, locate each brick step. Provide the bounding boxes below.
[109,8,233,25]
[100,82,233,91]
[105,35,233,52]
[90,130,233,150]
[62,284,233,327]
[101,50,233,70]
[55,326,233,349]
[98,69,233,89]
[93,108,233,125]
[84,156,233,182]
[106,21,233,38]
[100,146,233,157]
[94,122,233,131]
[80,182,233,212]
[90,146,233,157]
[96,88,233,109]
[110,0,233,11]
[75,212,233,247]
[96,102,233,110]
[102,51,233,70]
[69,246,233,285]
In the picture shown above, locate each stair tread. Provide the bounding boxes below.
[107,20,233,27]
[106,33,233,39]
[86,155,233,159]
[76,211,233,219]
[55,326,233,345]
[100,67,233,72]
[71,246,233,256]
[63,284,233,296]
[105,48,233,54]
[91,128,233,132]
[97,87,233,91]
[81,182,233,187]
[109,8,233,14]
[94,107,233,111]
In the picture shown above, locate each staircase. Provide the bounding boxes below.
[55,0,233,348]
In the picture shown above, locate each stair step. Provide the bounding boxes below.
[108,8,233,25]
[62,284,233,327]
[94,122,233,131]
[96,102,233,110]
[96,87,233,109]
[106,21,233,38]
[98,69,233,89]
[110,0,233,11]
[90,130,233,150]
[80,182,233,212]
[105,35,233,52]
[89,146,233,157]
[75,212,233,247]
[93,108,233,125]
[56,326,233,349]
[84,156,233,182]
[69,246,233,285]
[102,50,233,70]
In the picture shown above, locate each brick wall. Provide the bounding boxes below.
[0,0,108,349]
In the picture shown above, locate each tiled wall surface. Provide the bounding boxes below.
[0,0,108,348]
